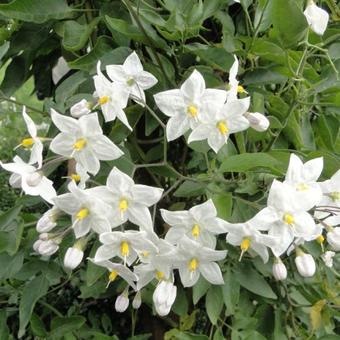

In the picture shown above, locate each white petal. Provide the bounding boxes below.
[304,3,329,36]
[51,109,78,134]
[179,265,200,287]
[166,114,191,141]
[106,65,127,83]
[29,140,43,169]
[76,149,100,175]
[187,124,211,144]
[53,193,80,215]
[22,107,37,137]
[207,130,227,153]
[180,70,205,101]
[94,245,117,262]
[90,135,123,161]
[107,167,134,194]
[132,184,163,206]
[79,113,102,136]
[73,218,91,238]
[128,204,153,231]
[200,262,224,285]
[160,209,192,229]
[49,133,74,157]
[123,51,144,75]
[190,199,216,221]
[302,157,323,182]
[134,71,158,89]
[154,89,185,117]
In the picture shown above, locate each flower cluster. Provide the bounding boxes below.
[1,46,339,317]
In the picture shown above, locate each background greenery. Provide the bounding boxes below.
[0,0,339,339]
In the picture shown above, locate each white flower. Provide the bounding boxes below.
[322,251,335,268]
[224,216,278,263]
[94,230,157,266]
[115,288,130,313]
[106,51,158,105]
[327,227,340,251]
[17,107,44,168]
[272,258,287,281]
[295,250,316,277]
[88,167,163,231]
[188,97,250,153]
[153,280,177,316]
[93,61,131,128]
[257,180,321,257]
[132,291,142,309]
[244,112,270,132]
[70,99,91,118]
[227,55,247,101]
[36,207,59,233]
[161,199,229,248]
[50,109,123,175]
[68,163,90,190]
[0,156,56,204]
[175,236,226,287]
[64,246,84,270]
[90,259,138,290]
[154,69,227,141]
[304,1,329,36]
[53,181,114,238]
[284,154,323,211]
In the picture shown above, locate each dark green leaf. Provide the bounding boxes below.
[206,286,223,325]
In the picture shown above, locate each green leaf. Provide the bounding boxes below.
[210,193,232,220]
[0,310,9,340]
[50,316,86,339]
[30,313,47,337]
[0,41,10,63]
[18,275,49,338]
[272,0,308,47]
[206,287,223,325]
[0,204,22,229]
[219,153,284,175]
[86,241,106,286]
[235,264,277,300]
[193,276,210,305]
[221,269,240,315]
[172,287,188,316]
[0,251,24,280]
[0,0,73,24]
[174,180,206,198]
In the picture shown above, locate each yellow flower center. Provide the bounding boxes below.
[187,105,198,118]
[73,138,87,151]
[316,235,324,244]
[119,199,128,212]
[98,96,110,105]
[120,241,130,257]
[240,238,251,252]
[126,78,135,86]
[71,174,81,182]
[329,192,340,202]
[217,121,228,135]
[21,137,34,148]
[188,258,198,272]
[156,271,164,281]
[109,270,118,282]
[237,85,246,94]
[296,183,310,191]
[76,208,89,220]
[283,213,294,225]
[191,224,200,238]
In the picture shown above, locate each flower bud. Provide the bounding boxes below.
[272,258,287,281]
[132,290,142,309]
[303,1,329,36]
[327,227,340,251]
[26,172,43,186]
[321,251,335,268]
[36,207,59,233]
[295,251,316,277]
[34,239,59,256]
[153,281,177,316]
[245,112,270,132]
[64,246,84,270]
[115,288,129,313]
[70,99,91,118]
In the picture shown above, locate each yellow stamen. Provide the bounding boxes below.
[71,174,81,182]
[98,96,110,105]
[296,183,310,191]
[73,138,87,151]
[316,235,324,244]
[21,137,34,148]
[329,192,340,202]
[237,85,246,94]
[187,105,198,118]
[119,199,128,212]
[191,224,200,238]
[76,208,89,220]
[120,241,129,257]
[156,271,164,281]
[217,121,228,135]
[141,251,149,257]
[188,258,198,272]
[109,270,118,282]
[240,238,251,252]
[283,213,294,225]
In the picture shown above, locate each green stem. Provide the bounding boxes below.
[0,95,46,116]
[39,300,63,317]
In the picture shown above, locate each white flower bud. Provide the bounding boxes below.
[132,290,142,309]
[245,112,270,132]
[63,247,84,270]
[115,289,129,313]
[295,252,316,277]
[321,251,335,268]
[153,281,177,316]
[36,208,59,233]
[26,172,43,186]
[304,1,329,36]
[327,227,340,251]
[70,99,91,118]
[272,259,287,281]
[34,239,59,256]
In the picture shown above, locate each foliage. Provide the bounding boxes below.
[0,0,339,339]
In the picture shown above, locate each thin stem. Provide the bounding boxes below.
[0,95,46,116]
[38,300,63,317]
